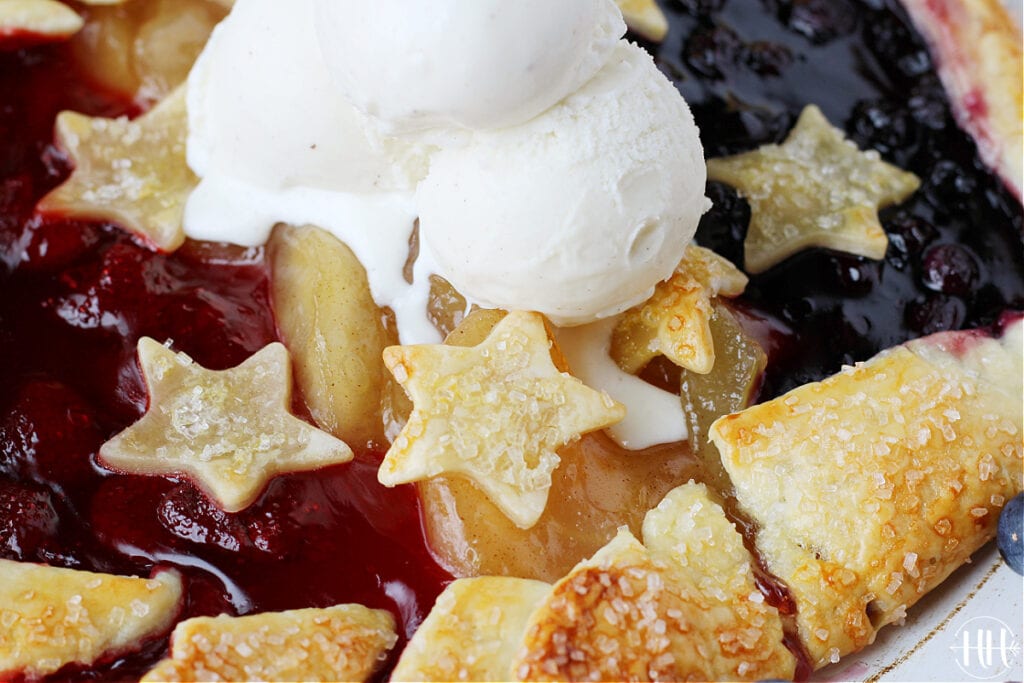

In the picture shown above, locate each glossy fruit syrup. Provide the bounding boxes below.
[647,0,1024,400]
[0,47,451,682]
[1,1,1023,681]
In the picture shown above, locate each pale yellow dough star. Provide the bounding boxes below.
[37,85,195,252]
[379,310,626,529]
[707,105,920,274]
[100,338,353,512]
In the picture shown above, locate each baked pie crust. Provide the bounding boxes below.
[712,317,1023,668]
[140,604,397,682]
[0,0,1021,681]
[901,0,1024,201]
[0,561,182,679]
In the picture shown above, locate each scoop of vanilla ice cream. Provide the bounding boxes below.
[313,0,625,134]
[417,42,710,326]
[187,0,430,201]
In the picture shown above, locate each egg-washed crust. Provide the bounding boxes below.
[712,318,1023,669]
[513,484,795,682]
[901,0,1024,201]
[391,577,552,682]
[0,561,183,679]
[141,604,397,682]
[611,244,748,375]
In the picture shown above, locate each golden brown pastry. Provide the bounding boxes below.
[712,317,1023,668]
[141,604,397,682]
[902,0,1024,201]
[0,561,182,679]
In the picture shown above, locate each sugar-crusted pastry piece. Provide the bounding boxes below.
[712,317,1024,669]
[0,0,83,47]
[391,577,551,682]
[513,483,795,682]
[100,337,353,513]
[141,605,396,682]
[902,0,1023,201]
[37,85,195,252]
[379,310,626,529]
[0,560,182,679]
[612,244,748,374]
[707,105,920,274]
[616,0,669,42]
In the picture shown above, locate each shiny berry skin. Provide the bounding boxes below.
[920,244,980,297]
[998,493,1023,575]
[0,480,60,562]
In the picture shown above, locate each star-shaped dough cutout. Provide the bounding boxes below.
[0,0,83,48]
[141,604,397,683]
[99,338,353,512]
[0,560,182,679]
[612,244,748,375]
[379,310,626,529]
[707,105,920,274]
[37,85,195,252]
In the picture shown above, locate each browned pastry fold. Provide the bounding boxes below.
[396,483,795,682]
[141,605,397,682]
[901,0,1024,201]
[0,562,183,679]
[712,316,1023,669]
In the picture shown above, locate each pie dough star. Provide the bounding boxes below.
[379,310,626,529]
[611,244,748,375]
[99,338,353,513]
[707,105,921,274]
[37,85,196,252]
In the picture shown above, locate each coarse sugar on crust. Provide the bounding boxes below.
[513,483,795,682]
[141,604,397,682]
[712,318,1023,669]
[391,577,552,682]
[0,562,183,679]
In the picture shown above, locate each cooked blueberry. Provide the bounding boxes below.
[885,213,938,257]
[670,0,725,16]
[773,0,858,44]
[920,244,980,296]
[926,160,978,211]
[863,14,931,83]
[831,256,877,297]
[998,493,1023,575]
[848,99,917,162]
[684,24,745,80]
[745,41,793,77]
[904,294,966,335]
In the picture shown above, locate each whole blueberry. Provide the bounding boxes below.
[998,492,1023,575]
